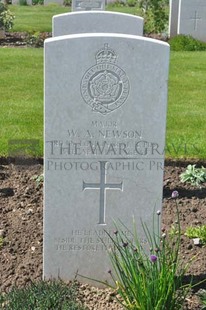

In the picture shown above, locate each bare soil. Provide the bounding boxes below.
[0,32,51,48]
[0,159,206,309]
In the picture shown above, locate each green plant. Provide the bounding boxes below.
[0,3,15,30]
[19,0,28,5]
[180,164,206,186]
[198,289,206,309]
[32,0,44,5]
[0,236,4,249]
[0,280,87,310]
[126,0,137,7]
[107,0,126,8]
[169,223,179,237]
[63,0,71,6]
[31,173,44,187]
[169,35,206,51]
[139,0,168,34]
[90,191,194,309]
[185,225,206,244]
[27,31,48,47]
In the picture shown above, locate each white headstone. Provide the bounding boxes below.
[44,0,64,5]
[72,0,105,11]
[169,0,179,37]
[178,0,206,42]
[53,12,144,37]
[12,0,32,4]
[44,33,170,286]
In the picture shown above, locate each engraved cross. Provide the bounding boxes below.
[190,10,201,30]
[83,161,123,225]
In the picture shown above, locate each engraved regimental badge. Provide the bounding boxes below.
[81,44,130,115]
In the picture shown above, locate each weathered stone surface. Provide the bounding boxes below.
[53,11,144,37]
[178,0,206,42]
[169,0,180,37]
[44,33,169,286]
[72,0,105,11]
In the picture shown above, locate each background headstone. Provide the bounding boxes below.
[12,0,32,4]
[169,0,179,37]
[53,12,144,37]
[178,0,206,42]
[44,0,64,5]
[72,0,105,11]
[44,33,169,286]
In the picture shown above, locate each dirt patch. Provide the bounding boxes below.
[0,160,206,309]
[0,32,51,48]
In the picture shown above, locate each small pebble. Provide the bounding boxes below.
[26,208,33,215]
[193,238,201,245]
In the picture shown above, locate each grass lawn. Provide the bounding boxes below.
[0,47,206,159]
[106,4,141,15]
[0,48,43,156]
[9,4,70,32]
[167,51,206,159]
[9,4,141,33]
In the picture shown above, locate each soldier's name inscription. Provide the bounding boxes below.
[66,129,142,139]
[46,122,164,157]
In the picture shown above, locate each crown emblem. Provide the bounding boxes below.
[95,43,117,64]
[81,43,130,115]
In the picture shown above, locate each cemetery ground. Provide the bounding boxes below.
[8,4,141,33]
[1,4,206,310]
[0,160,206,309]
